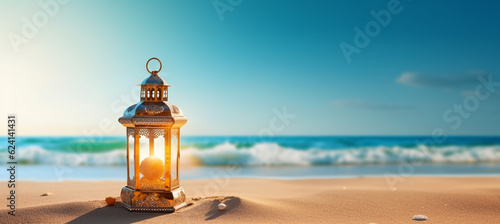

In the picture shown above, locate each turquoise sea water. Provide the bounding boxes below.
[1,136,500,181]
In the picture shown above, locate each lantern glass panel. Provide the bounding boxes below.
[138,135,149,185]
[154,135,166,163]
[137,131,168,190]
[127,135,135,188]
[171,134,178,180]
[153,135,166,188]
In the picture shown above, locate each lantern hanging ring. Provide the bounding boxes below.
[146,57,162,74]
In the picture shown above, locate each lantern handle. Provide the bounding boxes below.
[146,57,162,74]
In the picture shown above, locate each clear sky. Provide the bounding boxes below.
[1,0,499,136]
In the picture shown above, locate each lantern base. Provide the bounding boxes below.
[120,186,187,212]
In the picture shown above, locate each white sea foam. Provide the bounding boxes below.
[2,143,500,166]
[1,145,127,166]
[184,142,500,166]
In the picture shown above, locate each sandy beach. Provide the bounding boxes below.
[1,177,499,223]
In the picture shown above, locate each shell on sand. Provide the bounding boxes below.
[218,203,226,211]
[412,215,428,221]
[41,192,54,196]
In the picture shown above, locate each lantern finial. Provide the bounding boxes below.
[146,57,162,75]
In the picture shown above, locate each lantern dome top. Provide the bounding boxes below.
[118,57,187,128]
[141,73,170,86]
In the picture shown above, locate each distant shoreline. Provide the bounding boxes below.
[3,163,500,182]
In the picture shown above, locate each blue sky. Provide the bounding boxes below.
[1,0,499,136]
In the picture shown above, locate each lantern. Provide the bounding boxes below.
[118,58,187,212]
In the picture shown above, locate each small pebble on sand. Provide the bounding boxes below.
[41,192,54,196]
[412,215,428,221]
[106,197,116,206]
[218,203,226,211]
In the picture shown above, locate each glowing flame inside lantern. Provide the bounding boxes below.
[140,156,165,180]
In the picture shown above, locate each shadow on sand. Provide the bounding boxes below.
[67,196,241,223]
[67,203,167,224]
[204,196,241,221]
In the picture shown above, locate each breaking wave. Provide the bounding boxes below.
[184,142,500,166]
[2,137,500,166]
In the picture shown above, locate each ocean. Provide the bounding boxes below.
[2,136,500,181]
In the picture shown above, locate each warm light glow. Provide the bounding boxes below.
[139,156,165,180]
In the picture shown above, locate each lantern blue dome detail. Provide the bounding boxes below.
[141,74,168,86]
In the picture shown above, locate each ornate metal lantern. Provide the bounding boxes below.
[118,58,187,212]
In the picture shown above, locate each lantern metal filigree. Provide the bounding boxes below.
[118,58,187,212]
